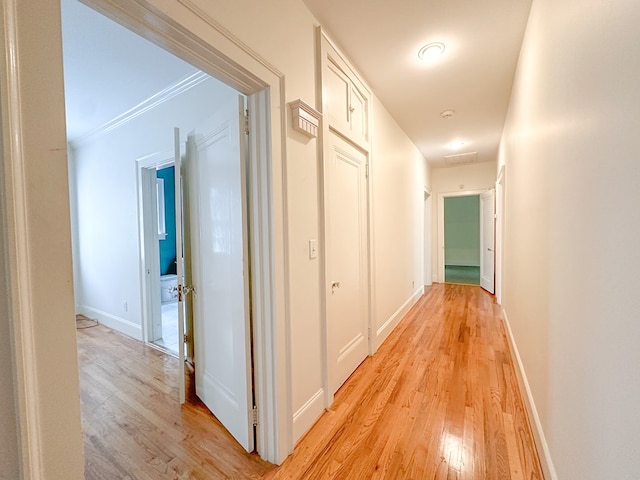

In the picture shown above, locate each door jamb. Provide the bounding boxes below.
[424,188,432,286]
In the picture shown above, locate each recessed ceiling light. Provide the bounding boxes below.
[447,140,466,150]
[418,42,445,61]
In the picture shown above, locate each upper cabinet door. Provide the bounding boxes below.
[321,36,371,150]
[349,81,369,143]
[325,58,351,135]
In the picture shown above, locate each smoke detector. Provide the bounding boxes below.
[440,110,455,119]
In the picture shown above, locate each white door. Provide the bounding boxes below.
[173,128,187,404]
[480,189,496,294]
[326,132,369,393]
[186,95,254,452]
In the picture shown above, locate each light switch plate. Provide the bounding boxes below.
[309,239,318,259]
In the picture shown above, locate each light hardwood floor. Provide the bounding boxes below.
[77,284,543,479]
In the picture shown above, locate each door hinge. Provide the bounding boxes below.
[252,405,259,426]
[365,164,369,179]
[183,334,189,344]
[244,109,250,135]
[367,325,371,340]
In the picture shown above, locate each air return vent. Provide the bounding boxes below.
[444,152,478,166]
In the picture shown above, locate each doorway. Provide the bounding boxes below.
[61,0,283,461]
[437,190,496,292]
[4,0,288,469]
[444,195,481,285]
[138,158,179,356]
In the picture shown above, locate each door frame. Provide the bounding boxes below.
[317,28,373,409]
[437,189,487,283]
[495,165,505,304]
[3,0,291,470]
[85,0,289,463]
[424,188,432,287]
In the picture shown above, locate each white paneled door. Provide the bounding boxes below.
[480,189,496,294]
[186,95,254,452]
[326,132,369,393]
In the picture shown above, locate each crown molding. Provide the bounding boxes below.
[72,70,209,146]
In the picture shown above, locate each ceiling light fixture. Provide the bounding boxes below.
[440,110,455,119]
[418,42,445,61]
[447,140,466,150]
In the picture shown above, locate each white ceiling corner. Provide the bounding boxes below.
[61,0,199,143]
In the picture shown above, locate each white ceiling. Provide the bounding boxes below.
[303,0,533,166]
[60,0,199,142]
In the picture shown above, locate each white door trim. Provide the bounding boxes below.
[4,0,292,471]
[437,189,487,283]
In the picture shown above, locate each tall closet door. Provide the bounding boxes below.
[325,132,369,393]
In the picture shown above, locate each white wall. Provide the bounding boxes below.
[371,96,429,345]
[70,77,237,338]
[431,161,496,281]
[499,0,640,478]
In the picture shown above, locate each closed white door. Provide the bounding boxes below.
[186,95,253,452]
[326,132,369,393]
[480,189,496,294]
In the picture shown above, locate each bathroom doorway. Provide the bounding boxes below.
[154,164,179,354]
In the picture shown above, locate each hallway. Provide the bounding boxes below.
[77,284,542,479]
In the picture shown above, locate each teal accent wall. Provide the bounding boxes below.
[444,195,480,266]
[157,166,176,275]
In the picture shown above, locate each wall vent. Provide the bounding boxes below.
[444,152,478,166]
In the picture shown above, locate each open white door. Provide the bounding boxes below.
[174,128,186,404]
[480,189,496,294]
[186,95,254,452]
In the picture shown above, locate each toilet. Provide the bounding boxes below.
[160,274,178,303]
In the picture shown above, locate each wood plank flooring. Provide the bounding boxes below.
[77,284,543,479]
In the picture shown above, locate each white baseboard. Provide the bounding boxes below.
[292,388,325,444]
[78,305,143,341]
[376,286,424,346]
[501,308,557,480]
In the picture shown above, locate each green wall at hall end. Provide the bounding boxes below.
[444,195,479,267]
